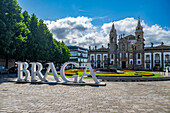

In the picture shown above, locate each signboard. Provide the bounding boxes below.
[17,62,100,84]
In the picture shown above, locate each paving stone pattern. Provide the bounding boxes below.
[0,77,170,113]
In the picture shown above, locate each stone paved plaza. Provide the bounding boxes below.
[0,77,170,113]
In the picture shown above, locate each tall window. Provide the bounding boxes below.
[146,55,150,60]
[165,54,169,61]
[130,54,133,59]
[91,56,94,61]
[97,55,100,61]
[130,61,133,64]
[104,55,107,61]
[155,54,160,61]
[122,53,126,59]
[122,44,125,50]
[111,54,114,59]
[137,53,141,59]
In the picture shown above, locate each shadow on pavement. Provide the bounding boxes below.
[0,74,17,84]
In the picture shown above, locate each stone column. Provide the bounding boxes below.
[151,52,153,71]
[142,51,144,69]
[107,43,110,70]
[95,53,96,68]
[161,51,164,70]
[101,53,103,68]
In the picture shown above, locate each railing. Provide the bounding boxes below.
[155,60,160,63]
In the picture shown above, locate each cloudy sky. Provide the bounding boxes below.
[18,0,170,48]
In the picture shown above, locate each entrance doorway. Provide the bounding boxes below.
[122,61,126,69]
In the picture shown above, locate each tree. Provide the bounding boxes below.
[0,0,28,68]
[0,0,71,67]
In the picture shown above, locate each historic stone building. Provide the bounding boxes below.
[89,19,170,70]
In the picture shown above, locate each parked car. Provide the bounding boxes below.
[0,66,9,74]
[8,67,18,73]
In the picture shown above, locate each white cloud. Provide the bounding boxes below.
[45,17,170,49]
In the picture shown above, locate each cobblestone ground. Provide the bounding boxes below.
[0,77,170,113]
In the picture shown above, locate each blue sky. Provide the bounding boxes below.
[18,0,170,27]
[18,0,170,48]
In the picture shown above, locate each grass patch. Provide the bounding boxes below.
[49,70,164,78]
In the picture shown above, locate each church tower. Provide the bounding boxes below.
[134,17,145,69]
[109,21,118,68]
[135,17,145,50]
[110,21,117,51]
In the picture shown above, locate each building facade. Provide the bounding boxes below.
[89,19,170,70]
[67,46,88,67]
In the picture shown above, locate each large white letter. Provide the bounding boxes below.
[43,63,61,82]
[79,63,100,84]
[17,62,30,81]
[60,62,79,82]
[30,62,44,82]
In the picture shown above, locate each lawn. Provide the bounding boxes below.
[49,70,164,78]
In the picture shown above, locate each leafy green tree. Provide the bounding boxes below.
[26,13,39,61]
[0,0,28,68]
[0,0,71,67]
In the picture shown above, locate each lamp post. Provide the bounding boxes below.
[132,45,135,70]
[107,43,110,70]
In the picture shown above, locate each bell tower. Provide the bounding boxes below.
[110,21,117,51]
[109,21,118,68]
[134,17,145,69]
[135,17,145,50]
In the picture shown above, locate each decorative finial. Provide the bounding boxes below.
[138,16,140,20]
[123,33,125,37]
[108,43,110,48]
[151,42,153,47]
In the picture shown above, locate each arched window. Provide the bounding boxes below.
[130,61,133,64]
[138,35,140,38]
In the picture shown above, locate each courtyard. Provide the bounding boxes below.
[0,77,170,113]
